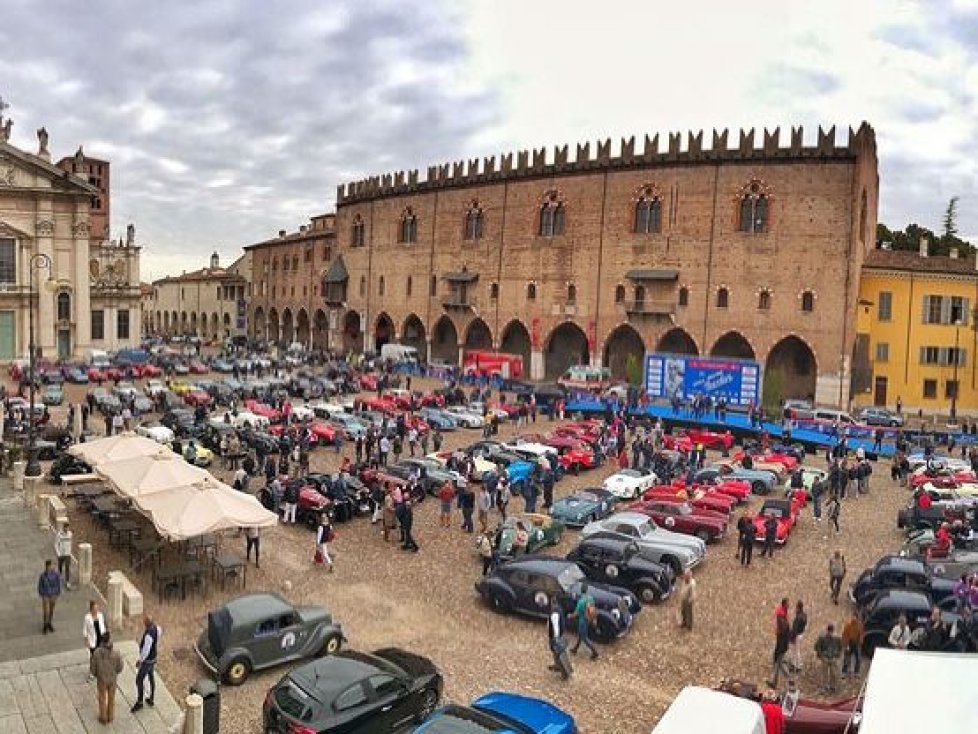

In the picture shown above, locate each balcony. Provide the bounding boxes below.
[625,300,674,319]
[442,299,474,312]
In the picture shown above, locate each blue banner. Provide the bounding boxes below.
[645,353,760,405]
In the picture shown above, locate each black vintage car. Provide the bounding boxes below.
[161,409,197,437]
[566,535,674,604]
[194,592,344,685]
[475,556,640,642]
[262,648,442,733]
[850,554,957,610]
[47,453,92,483]
[860,588,961,656]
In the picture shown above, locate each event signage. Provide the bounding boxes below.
[644,353,760,405]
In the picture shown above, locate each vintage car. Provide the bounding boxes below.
[65,366,89,384]
[697,463,777,495]
[474,556,639,641]
[900,527,978,578]
[443,405,485,428]
[552,442,596,474]
[417,692,576,734]
[896,494,978,530]
[390,458,463,495]
[211,358,234,373]
[358,372,379,391]
[581,511,706,574]
[86,367,107,383]
[549,488,617,528]
[136,423,176,445]
[849,554,957,609]
[194,592,344,685]
[168,379,194,395]
[752,498,799,545]
[494,514,564,559]
[327,412,369,439]
[41,384,64,406]
[244,399,282,423]
[417,408,458,431]
[183,389,212,408]
[859,589,961,656]
[642,484,736,515]
[262,648,442,733]
[684,475,752,503]
[685,428,734,452]
[603,468,659,500]
[715,679,860,734]
[782,465,828,496]
[627,499,727,543]
[188,360,209,374]
[566,534,673,604]
[220,409,271,431]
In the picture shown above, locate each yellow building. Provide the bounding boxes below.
[855,242,978,417]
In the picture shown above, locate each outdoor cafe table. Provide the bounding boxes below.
[108,517,143,549]
[211,552,246,591]
[155,560,207,602]
[187,534,217,560]
[129,535,163,569]
[66,483,109,502]
[90,495,129,523]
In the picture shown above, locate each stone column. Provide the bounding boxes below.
[456,344,464,369]
[530,350,545,381]
[12,460,25,490]
[35,493,51,527]
[73,223,92,355]
[73,403,83,440]
[34,213,56,357]
[107,574,123,625]
[104,305,117,350]
[78,543,92,586]
[23,475,40,509]
[184,694,203,734]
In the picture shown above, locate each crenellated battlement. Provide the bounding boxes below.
[336,122,876,205]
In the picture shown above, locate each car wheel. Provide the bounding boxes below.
[636,584,660,604]
[489,593,511,614]
[319,634,342,656]
[416,686,440,722]
[225,657,251,686]
[752,481,769,496]
[695,529,711,543]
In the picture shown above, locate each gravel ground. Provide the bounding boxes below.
[38,374,906,733]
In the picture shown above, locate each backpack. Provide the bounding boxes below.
[584,600,597,623]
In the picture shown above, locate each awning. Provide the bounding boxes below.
[322,255,349,284]
[443,271,479,283]
[69,433,169,465]
[136,481,278,541]
[625,268,679,281]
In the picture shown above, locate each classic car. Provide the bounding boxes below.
[358,372,379,391]
[137,363,163,378]
[626,499,727,542]
[581,511,706,574]
[551,442,596,474]
[566,534,673,604]
[188,360,209,374]
[849,554,957,609]
[391,458,463,495]
[221,409,271,431]
[782,465,828,495]
[685,428,734,452]
[184,389,212,408]
[137,423,176,445]
[305,473,371,522]
[549,488,617,527]
[752,498,799,545]
[244,399,283,423]
[326,413,369,439]
[307,421,338,445]
[494,514,564,559]
[474,556,640,641]
[262,648,442,732]
[603,468,659,500]
[184,442,215,467]
[211,358,234,373]
[418,408,458,431]
[65,366,89,384]
[697,463,777,495]
[168,379,194,395]
[161,409,197,436]
[715,679,860,734]
[685,475,753,502]
[86,367,107,383]
[416,692,576,734]
[859,589,961,656]
[642,484,737,515]
[478,450,535,487]
[443,405,485,428]
[194,592,344,685]
[41,384,64,406]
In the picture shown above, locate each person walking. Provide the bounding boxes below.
[477,531,495,575]
[401,499,419,552]
[767,599,791,688]
[477,485,492,534]
[678,570,696,631]
[131,615,161,713]
[569,584,599,660]
[736,513,754,567]
[826,494,841,534]
[91,632,123,725]
[496,476,511,521]
[457,481,474,533]
[759,514,778,558]
[54,522,73,590]
[547,599,572,680]
[245,526,261,568]
[38,560,62,634]
[281,480,298,524]
[814,624,842,694]
[841,610,864,679]
[382,491,397,542]
[83,600,106,667]
[829,550,846,604]
[437,480,455,528]
[788,600,808,672]
[315,515,335,572]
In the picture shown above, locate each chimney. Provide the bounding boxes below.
[299,225,308,233]
[278,230,286,238]
[950,247,959,259]
[919,236,929,257]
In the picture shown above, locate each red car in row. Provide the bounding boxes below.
[244,399,283,423]
[268,421,337,445]
[752,497,802,545]
[521,433,595,473]
[642,485,736,516]
[627,499,728,542]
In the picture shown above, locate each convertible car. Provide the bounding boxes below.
[752,498,799,545]
[549,488,617,528]
[715,679,860,734]
[685,428,734,452]
[696,463,775,496]
[494,514,564,559]
[603,468,658,500]
[626,499,727,543]
[642,484,737,515]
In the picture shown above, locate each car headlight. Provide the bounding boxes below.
[612,607,621,620]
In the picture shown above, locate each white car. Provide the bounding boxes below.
[113,382,139,399]
[137,424,174,445]
[222,410,270,430]
[504,439,556,458]
[602,468,658,500]
[581,511,706,572]
[445,406,486,428]
[144,379,167,397]
[309,401,349,419]
[291,404,315,422]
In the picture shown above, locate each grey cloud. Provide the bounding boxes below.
[0,0,499,277]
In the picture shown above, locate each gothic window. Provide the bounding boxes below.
[57,292,70,321]
[378,276,385,296]
[539,191,566,237]
[406,276,413,296]
[527,282,537,301]
[801,290,815,312]
[634,285,646,305]
[567,283,577,304]
[634,186,662,234]
[464,202,484,241]
[490,282,499,299]
[738,179,771,233]
[399,208,418,243]
[615,285,626,303]
[716,287,729,308]
[758,289,771,310]
[678,286,689,307]
[351,215,365,247]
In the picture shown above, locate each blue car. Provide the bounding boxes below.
[211,358,234,373]
[549,487,617,528]
[419,408,458,431]
[65,367,89,384]
[414,691,576,733]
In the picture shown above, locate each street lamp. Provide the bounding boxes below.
[951,319,963,423]
[25,253,55,477]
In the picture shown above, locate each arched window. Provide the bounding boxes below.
[738,180,770,233]
[430,275,437,297]
[758,289,771,310]
[490,282,499,299]
[464,202,484,241]
[801,290,815,312]
[539,191,565,237]
[634,285,646,305]
[678,286,689,307]
[399,208,417,243]
[406,276,413,297]
[527,283,537,301]
[378,276,385,296]
[57,292,70,321]
[351,215,365,247]
[634,187,662,234]
[567,283,577,304]
[359,276,366,298]
[716,287,729,308]
[615,285,626,303]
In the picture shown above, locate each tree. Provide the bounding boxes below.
[943,196,960,242]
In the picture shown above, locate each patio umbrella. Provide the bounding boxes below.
[95,451,209,499]
[135,479,278,541]
[69,433,169,467]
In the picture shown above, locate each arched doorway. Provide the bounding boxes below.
[464,318,492,352]
[710,331,756,360]
[296,309,310,347]
[211,313,219,339]
[268,308,280,343]
[313,309,328,350]
[604,324,646,383]
[163,312,170,333]
[282,308,294,345]
[765,335,817,404]
[342,310,362,353]
[223,313,231,337]
[190,312,197,335]
[374,312,394,352]
[657,327,698,355]
[253,307,266,339]
[545,322,589,379]
[402,314,426,357]
[499,320,532,370]
[173,312,180,334]
[431,315,459,365]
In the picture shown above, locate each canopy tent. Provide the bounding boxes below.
[860,648,978,734]
[95,452,209,499]
[135,480,277,541]
[69,433,169,466]
[651,687,765,734]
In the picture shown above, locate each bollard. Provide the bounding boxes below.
[23,475,40,510]
[13,461,26,492]
[73,405,83,441]
[107,574,123,626]
[79,543,92,587]
[184,693,203,734]
[35,493,51,527]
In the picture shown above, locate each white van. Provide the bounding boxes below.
[380,343,419,362]
[813,408,855,424]
[87,349,111,368]
[652,687,765,734]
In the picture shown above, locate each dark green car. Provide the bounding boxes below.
[494,514,564,560]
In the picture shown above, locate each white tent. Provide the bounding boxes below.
[651,687,765,734]
[860,648,978,734]
[135,480,277,541]
[95,452,209,499]
[69,433,169,466]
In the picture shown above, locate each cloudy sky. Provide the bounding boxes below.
[1,0,974,278]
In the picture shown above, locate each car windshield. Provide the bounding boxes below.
[556,564,586,592]
[636,520,657,537]
[577,492,597,502]
[678,504,692,516]
[619,469,641,478]
[420,705,526,733]
[275,682,315,722]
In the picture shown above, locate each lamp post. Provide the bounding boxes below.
[951,319,962,423]
[25,253,53,477]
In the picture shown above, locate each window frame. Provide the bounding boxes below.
[716,287,730,309]
[758,290,771,310]
[875,342,889,363]
[91,310,105,340]
[878,291,892,322]
[801,291,815,312]
[678,286,689,307]
[922,379,937,399]
[56,292,71,321]
[0,238,15,284]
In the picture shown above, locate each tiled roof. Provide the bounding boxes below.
[863,248,978,276]
[152,267,245,285]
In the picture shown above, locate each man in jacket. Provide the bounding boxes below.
[841,609,864,677]
[281,480,298,524]
[788,600,808,672]
[547,599,572,680]
[828,550,846,604]
[131,615,161,713]
[736,513,754,567]
[759,514,778,558]
[767,599,791,688]
[569,583,599,660]
[37,560,62,634]
[814,623,842,694]
[91,632,124,724]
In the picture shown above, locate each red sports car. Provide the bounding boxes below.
[628,499,728,542]
[105,366,124,381]
[554,444,595,473]
[87,368,107,382]
[183,390,212,408]
[752,498,799,544]
[686,428,734,452]
[188,361,209,374]
[403,415,430,434]
[662,434,695,453]
[676,477,751,503]
[361,396,398,414]
[417,393,445,408]
[643,485,737,515]
[244,399,282,422]
[715,679,860,734]
[140,363,163,378]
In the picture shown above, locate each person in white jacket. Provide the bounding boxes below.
[888,614,912,649]
[83,600,107,680]
[54,522,73,591]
